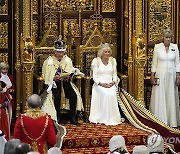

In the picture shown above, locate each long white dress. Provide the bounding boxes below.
[150,43,180,127]
[89,57,122,125]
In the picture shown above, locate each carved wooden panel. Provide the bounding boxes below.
[0,22,8,48]
[0,0,13,72]
[148,0,172,43]
[43,0,95,12]
[102,0,116,12]
[0,0,8,15]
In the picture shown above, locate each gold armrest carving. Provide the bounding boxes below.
[117,72,128,91]
[34,73,44,81]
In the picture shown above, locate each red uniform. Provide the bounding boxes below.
[0,80,11,140]
[13,110,57,154]
[7,74,15,110]
[0,74,15,110]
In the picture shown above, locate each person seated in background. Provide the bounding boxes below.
[132,145,148,154]
[108,135,129,154]
[4,138,21,154]
[13,94,57,154]
[89,43,123,125]
[147,133,164,154]
[0,130,7,154]
[15,143,33,154]
[0,79,12,140]
[48,147,62,154]
[41,35,84,125]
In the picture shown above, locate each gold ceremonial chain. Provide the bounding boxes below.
[20,114,49,152]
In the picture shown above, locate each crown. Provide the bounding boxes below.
[100,43,110,50]
[54,35,66,52]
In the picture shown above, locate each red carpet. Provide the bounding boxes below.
[61,121,150,153]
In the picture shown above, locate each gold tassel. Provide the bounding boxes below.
[60,84,66,109]
[31,141,38,152]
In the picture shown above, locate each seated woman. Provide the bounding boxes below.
[89,43,122,125]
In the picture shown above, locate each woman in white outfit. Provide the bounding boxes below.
[89,43,122,125]
[150,28,180,127]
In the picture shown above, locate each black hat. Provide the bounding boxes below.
[54,35,66,52]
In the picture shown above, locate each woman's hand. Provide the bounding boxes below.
[99,83,108,88]
[108,82,115,87]
[150,73,156,85]
[175,78,180,86]
[99,82,115,88]
[176,74,180,86]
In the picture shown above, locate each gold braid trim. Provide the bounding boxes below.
[20,114,49,153]
[25,108,45,119]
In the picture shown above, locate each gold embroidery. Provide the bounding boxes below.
[25,108,45,119]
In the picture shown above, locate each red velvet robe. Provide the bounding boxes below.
[13,112,57,154]
[0,85,11,140]
[4,74,15,110]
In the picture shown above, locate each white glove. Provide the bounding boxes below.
[74,68,85,76]
[47,81,57,93]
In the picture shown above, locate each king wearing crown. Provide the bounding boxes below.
[41,35,84,125]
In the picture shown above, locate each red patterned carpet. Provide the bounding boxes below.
[61,121,150,153]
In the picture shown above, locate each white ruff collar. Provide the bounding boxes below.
[0,73,12,88]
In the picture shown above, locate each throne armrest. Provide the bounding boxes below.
[33,73,44,94]
[34,73,44,81]
[117,72,128,91]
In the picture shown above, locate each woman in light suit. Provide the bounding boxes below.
[150,28,180,127]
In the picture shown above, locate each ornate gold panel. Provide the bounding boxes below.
[32,0,38,14]
[149,0,172,42]
[0,53,8,62]
[102,0,116,12]
[23,0,31,37]
[146,48,154,74]
[32,20,39,41]
[102,18,116,42]
[63,19,79,45]
[0,0,8,15]
[124,19,129,56]
[44,13,58,31]
[0,22,8,48]
[43,0,94,12]
[82,19,94,45]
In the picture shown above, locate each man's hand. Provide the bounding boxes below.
[63,75,70,81]
[54,74,61,81]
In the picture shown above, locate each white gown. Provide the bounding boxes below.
[89,57,122,125]
[150,43,180,127]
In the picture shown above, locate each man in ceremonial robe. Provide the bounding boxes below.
[41,35,84,125]
[13,94,57,154]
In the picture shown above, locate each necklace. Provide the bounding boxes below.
[101,58,109,65]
